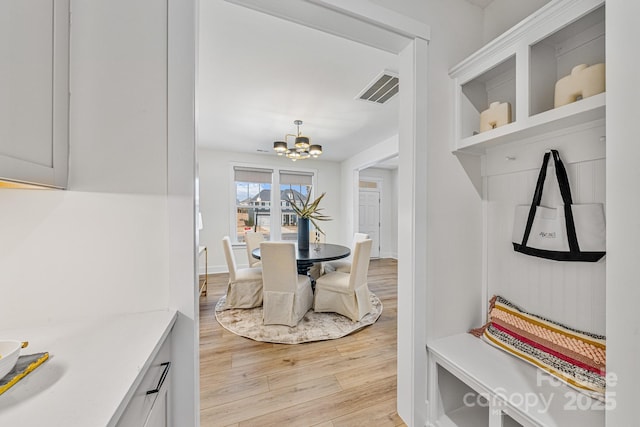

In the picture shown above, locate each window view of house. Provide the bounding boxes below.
[234,167,315,243]
[279,170,313,241]
[235,181,271,241]
[234,167,273,242]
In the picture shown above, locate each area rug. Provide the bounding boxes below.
[214,293,383,344]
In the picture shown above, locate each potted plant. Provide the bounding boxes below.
[288,192,331,250]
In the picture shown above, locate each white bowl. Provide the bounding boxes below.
[0,341,23,380]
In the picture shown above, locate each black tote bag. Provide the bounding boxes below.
[511,150,606,262]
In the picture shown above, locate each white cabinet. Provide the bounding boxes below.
[117,332,172,427]
[449,0,604,154]
[0,0,69,188]
[145,383,170,427]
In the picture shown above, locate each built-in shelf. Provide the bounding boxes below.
[449,0,605,155]
[430,1,608,426]
[428,333,604,427]
[502,413,525,427]
[438,405,490,427]
[457,91,605,154]
[433,363,490,427]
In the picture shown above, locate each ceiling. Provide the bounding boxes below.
[198,0,400,162]
[465,0,494,8]
[198,1,494,163]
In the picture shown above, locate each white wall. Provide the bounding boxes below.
[359,166,398,258]
[340,134,399,245]
[0,191,169,327]
[68,0,168,194]
[606,0,640,424]
[372,0,485,337]
[198,148,343,273]
[482,0,552,44]
[167,0,199,424]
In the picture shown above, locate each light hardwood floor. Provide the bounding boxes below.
[199,258,404,427]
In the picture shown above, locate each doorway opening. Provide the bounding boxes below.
[198,1,429,425]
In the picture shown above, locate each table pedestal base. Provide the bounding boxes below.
[297,260,314,276]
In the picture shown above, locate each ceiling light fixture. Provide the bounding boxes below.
[273,120,322,161]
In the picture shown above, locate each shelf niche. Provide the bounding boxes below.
[530,5,605,117]
[435,365,490,427]
[460,55,516,139]
[502,413,525,427]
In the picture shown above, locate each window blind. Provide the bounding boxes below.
[280,170,313,185]
[234,166,273,184]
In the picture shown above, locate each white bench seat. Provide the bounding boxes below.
[427,333,605,427]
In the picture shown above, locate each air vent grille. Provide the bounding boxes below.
[357,72,399,104]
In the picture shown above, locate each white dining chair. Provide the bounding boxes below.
[260,241,313,326]
[323,232,369,274]
[244,230,264,267]
[314,239,373,322]
[221,236,263,309]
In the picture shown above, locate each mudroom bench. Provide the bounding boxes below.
[427,333,604,427]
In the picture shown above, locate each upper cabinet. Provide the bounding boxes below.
[449,0,605,154]
[0,0,70,188]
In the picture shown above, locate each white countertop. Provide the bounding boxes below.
[0,309,177,427]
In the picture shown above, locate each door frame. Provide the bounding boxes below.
[358,175,383,258]
[223,2,430,425]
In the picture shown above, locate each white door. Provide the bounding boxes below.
[359,190,380,258]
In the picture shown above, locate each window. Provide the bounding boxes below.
[234,167,273,242]
[232,165,316,244]
[279,170,313,241]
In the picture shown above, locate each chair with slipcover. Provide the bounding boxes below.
[323,232,369,274]
[221,236,263,309]
[260,241,313,326]
[244,231,264,267]
[313,239,373,322]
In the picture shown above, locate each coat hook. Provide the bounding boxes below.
[599,136,606,143]
[505,156,516,161]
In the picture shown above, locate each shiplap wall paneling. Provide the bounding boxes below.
[485,134,606,336]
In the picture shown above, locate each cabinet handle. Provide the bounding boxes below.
[146,362,171,395]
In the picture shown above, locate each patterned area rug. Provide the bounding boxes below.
[214,293,383,344]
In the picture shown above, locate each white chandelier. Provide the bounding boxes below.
[273,120,322,161]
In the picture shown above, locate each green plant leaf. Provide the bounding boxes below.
[287,191,332,234]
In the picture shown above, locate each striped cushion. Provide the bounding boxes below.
[476,295,606,400]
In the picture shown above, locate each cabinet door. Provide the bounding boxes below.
[117,334,172,427]
[144,380,169,427]
[0,0,69,188]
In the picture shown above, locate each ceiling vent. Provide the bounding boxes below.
[356,71,399,104]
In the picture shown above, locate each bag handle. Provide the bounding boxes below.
[529,150,572,206]
[551,150,574,206]
[520,150,580,252]
[521,151,551,246]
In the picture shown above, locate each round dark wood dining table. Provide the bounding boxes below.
[251,243,350,276]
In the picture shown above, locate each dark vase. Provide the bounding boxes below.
[297,217,310,251]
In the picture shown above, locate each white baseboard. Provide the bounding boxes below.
[380,251,398,259]
[200,264,229,275]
